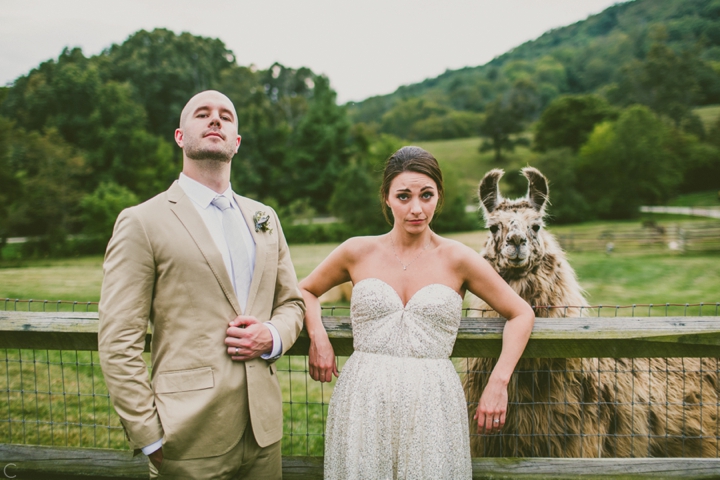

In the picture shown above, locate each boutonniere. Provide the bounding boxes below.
[253,211,273,234]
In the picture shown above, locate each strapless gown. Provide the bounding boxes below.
[324,278,472,480]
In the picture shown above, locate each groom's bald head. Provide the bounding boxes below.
[179,90,238,128]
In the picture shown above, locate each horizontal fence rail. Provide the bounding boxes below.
[2,302,720,478]
[3,311,720,358]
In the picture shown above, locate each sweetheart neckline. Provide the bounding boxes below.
[354,277,463,309]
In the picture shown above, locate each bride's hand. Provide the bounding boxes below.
[308,335,339,382]
[474,376,508,435]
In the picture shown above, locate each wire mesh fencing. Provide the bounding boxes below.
[2,299,720,457]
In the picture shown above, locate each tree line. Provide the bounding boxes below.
[0,29,472,258]
[2,0,720,257]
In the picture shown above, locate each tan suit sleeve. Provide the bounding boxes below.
[267,208,305,357]
[98,208,163,450]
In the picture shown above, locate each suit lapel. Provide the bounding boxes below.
[235,194,267,316]
[167,182,242,316]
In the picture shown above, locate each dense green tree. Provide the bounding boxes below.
[577,105,681,218]
[533,94,616,152]
[380,98,449,139]
[7,127,88,253]
[611,29,703,126]
[410,111,483,140]
[1,47,98,140]
[1,47,176,198]
[430,169,478,233]
[285,76,350,211]
[0,117,22,256]
[477,98,526,162]
[478,78,544,161]
[667,124,720,193]
[219,63,316,202]
[98,28,236,140]
[80,182,140,243]
[85,81,177,197]
[528,149,592,224]
[330,132,401,233]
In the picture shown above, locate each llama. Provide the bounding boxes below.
[463,167,719,458]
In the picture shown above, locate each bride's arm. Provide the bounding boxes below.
[454,243,535,435]
[299,239,357,382]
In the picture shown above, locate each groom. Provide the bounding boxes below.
[99,90,305,479]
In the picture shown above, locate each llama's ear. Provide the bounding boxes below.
[523,167,549,212]
[478,169,504,214]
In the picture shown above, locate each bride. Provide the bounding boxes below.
[299,146,534,479]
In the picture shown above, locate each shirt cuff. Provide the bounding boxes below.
[261,323,282,359]
[142,439,163,456]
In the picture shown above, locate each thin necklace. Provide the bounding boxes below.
[390,234,432,271]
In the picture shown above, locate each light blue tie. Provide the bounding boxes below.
[211,195,252,311]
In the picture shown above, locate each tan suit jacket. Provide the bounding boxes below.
[98,181,304,460]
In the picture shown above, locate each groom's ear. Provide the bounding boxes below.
[175,128,184,148]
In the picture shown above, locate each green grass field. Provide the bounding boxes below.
[2,219,719,305]
[668,191,720,207]
[694,104,720,131]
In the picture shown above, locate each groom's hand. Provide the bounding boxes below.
[225,316,273,361]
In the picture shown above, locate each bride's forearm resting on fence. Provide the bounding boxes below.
[299,242,353,382]
[459,245,535,432]
[299,279,339,382]
[462,247,535,382]
[493,308,535,384]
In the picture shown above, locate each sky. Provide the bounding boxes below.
[1,0,626,104]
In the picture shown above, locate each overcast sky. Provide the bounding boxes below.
[1,0,625,104]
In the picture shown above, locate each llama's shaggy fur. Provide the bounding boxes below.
[463,167,719,457]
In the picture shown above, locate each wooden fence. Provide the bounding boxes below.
[2,310,720,479]
[556,222,720,253]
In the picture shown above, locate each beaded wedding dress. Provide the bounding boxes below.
[324,278,472,480]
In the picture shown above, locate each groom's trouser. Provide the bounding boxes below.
[148,422,281,479]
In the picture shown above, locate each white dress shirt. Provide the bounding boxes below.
[142,174,281,456]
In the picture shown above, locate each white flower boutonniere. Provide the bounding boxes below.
[253,211,273,234]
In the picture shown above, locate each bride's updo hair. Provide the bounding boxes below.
[380,146,444,224]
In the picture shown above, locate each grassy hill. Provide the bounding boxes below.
[695,104,720,130]
[350,0,720,139]
[416,103,720,205]
[415,137,536,203]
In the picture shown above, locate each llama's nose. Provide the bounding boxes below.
[507,232,527,246]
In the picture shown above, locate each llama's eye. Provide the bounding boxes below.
[489,225,499,234]
[532,225,540,232]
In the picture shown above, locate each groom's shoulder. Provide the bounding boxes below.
[125,190,171,216]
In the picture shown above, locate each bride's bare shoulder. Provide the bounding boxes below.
[338,235,385,260]
[433,235,478,263]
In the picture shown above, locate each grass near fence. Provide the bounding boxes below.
[1,350,344,456]
[2,349,124,449]
[2,219,719,305]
